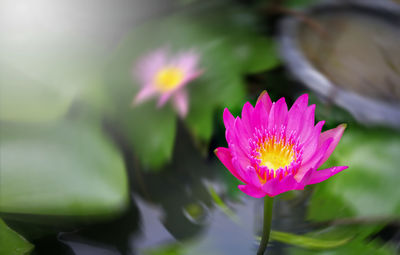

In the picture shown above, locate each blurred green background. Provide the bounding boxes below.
[1,0,399,254]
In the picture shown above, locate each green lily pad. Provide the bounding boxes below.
[118,101,177,170]
[0,65,79,123]
[0,218,34,255]
[308,127,400,221]
[0,28,105,123]
[0,121,128,218]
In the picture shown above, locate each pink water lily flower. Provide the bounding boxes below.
[215,91,348,198]
[132,48,202,117]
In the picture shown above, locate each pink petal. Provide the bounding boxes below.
[241,102,254,134]
[233,118,252,153]
[317,124,347,167]
[253,98,269,129]
[286,94,308,136]
[302,121,325,163]
[135,49,167,84]
[308,166,348,185]
[169,51,202,89]
[226,118,249,157]
[182,70,203,85]
[290,94,309,110]
[242,166,263,188]
[261,178,280,196]
[174,51,200,74]
[172,89,189,117]
[256,90,273,114]
[238,184,266,198]
[132,85,157,105]
[296,137,333,180]
[223,108,235,131]
[268,98,288,130]
[261,174,306,197]
[294,168,313,184]
[231,154,250,181]
[215,147,246,183]
[298,104,316,143]
[157,92,173,107]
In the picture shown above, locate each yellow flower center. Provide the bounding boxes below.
[257,140,295,171]
[154,67,184,92]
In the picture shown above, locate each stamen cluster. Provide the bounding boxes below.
[249,126,303,183]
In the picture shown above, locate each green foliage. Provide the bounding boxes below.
[143,243,184,255]
[0,29,105,123]
[286,227,396,255]
[270,222,395,254]
[0,65,78,123]
[104,3,280,169]
[208,185,239,223]
[308,127,400,221]
[0,218,34,255]
[268,229,352,250]
[120,102,177,170]
[0,121,129,218]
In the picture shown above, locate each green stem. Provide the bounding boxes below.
[257,196,274,255]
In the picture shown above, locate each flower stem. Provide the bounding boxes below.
[257,196,274,255]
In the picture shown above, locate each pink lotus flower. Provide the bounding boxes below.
[215,91,348,198]
[132,48,202,117]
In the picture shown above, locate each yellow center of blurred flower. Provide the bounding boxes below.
[257,140,295,171]
[154,67,184,92]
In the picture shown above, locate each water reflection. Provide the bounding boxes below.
[58,200,139,255]
[128,125,217,241]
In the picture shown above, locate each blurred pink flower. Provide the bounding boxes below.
[215,91,348,198]
[132,48,202,117]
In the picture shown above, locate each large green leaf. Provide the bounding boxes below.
[0,27,105,123]
[0,121,128,218]
[308,127,400,221]
[119,102,177,170]
[0,65,79,123]
[0,218,34,255]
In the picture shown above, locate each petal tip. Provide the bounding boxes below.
[257,90,268,103]
[223,108,235,129]
[339,123,348,130]
[223,107,231,116]
[299,93,309,103]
